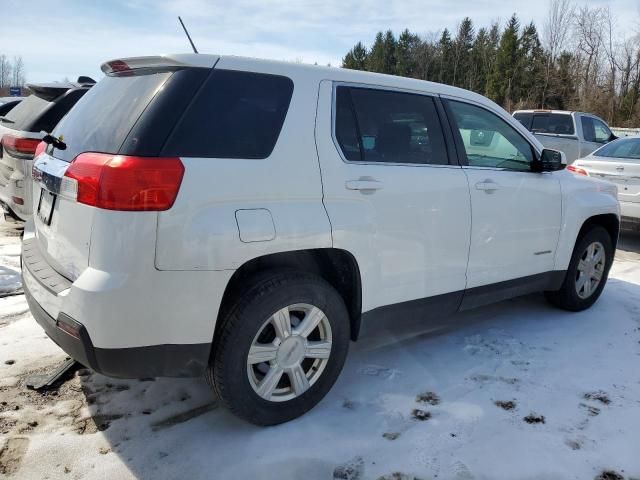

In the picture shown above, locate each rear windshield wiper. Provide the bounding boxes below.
[42,133,66,150]
[0,116,14,124]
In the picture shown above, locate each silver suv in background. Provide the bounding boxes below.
[0,77,94,221]
[513,110,616,163]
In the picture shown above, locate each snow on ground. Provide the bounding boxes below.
[1,216,640,480]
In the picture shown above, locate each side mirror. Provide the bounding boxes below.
[608,133,617,142]
[532,148,566,172]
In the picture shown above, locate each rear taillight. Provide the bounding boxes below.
[567,165,589,176]
[62,153,184,211]
[1,135,40,159]
[34,141,47,158]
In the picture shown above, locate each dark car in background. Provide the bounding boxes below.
[0,77,95,221]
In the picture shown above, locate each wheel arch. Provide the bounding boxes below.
[577,213,620,250]
[215,248,363,343]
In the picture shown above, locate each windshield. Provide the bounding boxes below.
[593,137,640,160]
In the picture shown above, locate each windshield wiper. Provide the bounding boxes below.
[0,116,14,124]
[42,133,67,150]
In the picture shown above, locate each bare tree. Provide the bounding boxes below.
[11,56,25,87]
[542,0,574,105]
[573,6,606,108]
[0,55,12,88]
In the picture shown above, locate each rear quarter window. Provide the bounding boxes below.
[162,70,294,159]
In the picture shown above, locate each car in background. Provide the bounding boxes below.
[513,110,616,163]
[0,77,95,221]
[0,97,23,117]
[570,136,640,228]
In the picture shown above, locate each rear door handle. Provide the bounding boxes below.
[345,179,383,192]
[475,180,499,193]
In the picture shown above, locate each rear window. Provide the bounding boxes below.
[593,138,640,159]
[0,95,52,131]
[50,72,172,162]
[162,70,294,159]
[530,113,574,135]
[513,112,533,129]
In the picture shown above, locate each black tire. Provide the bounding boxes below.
[545,226,614,311]
[207,270,350,425]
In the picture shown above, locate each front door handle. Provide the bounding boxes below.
[345,178,383,192]
[475,180,499,193]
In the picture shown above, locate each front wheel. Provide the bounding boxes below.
[545,226,614,311]
[207,271,350,425]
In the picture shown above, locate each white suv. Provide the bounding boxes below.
[23,54,620,425]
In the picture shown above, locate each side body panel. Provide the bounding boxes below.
[315,80,472,314]
[554,172,620,270]
[155,59,332,271]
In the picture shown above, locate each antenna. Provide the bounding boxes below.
[178,16,199,54]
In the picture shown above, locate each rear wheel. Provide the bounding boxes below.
[207,271,350,425]
[545,226,614,311]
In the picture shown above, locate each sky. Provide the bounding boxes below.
[1,0,639,84]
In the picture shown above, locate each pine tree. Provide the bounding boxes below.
[342,42,368,70]
[367,31,397,74]
[518,22,545,107]
[487,14,520,108]
[396,29,421,78]
[438,29,454,85]
[453,18,475,88]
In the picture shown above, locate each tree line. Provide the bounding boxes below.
[0,55,26,89]
[341,0,640,127]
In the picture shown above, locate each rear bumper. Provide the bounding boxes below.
[620,201,640,222]
[20,219,231,378]
[23,269,211,378]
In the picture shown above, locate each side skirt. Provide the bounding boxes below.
[358,270,567,337]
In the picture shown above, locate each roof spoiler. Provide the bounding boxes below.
[100,54,218,75]
[27,77,96,101]
[26,83,73,101]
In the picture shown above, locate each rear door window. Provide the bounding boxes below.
[334,86,448,165]
[163,70,294,159]
[531,113,574,135]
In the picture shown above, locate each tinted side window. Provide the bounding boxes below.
[581,116,596,142]
[447,100,534,171]
[335,87,361,161]
[164,70,294,159]
[335,86,448,165]
[592,118,612,143]
[513,112,533,129]
[531,113,574,135]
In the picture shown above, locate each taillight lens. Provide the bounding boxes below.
[62,153,184,211]
[1,135,40,159]
[567,164,589,176]
[34,141,47,158]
